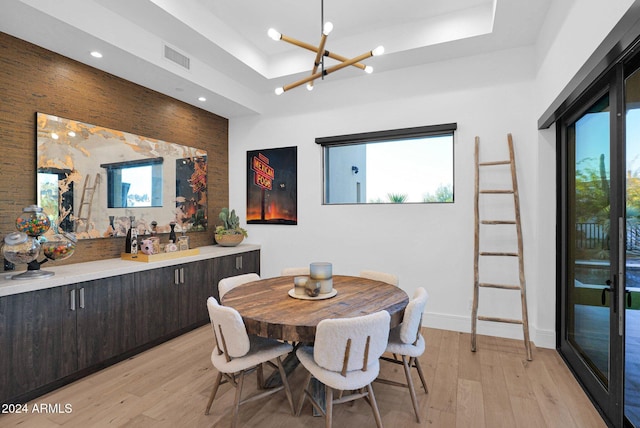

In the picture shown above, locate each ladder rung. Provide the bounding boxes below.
[479,283,521,290]
[478,160,510,166]
[481,220,516,225]
[477,316,523,325]
[480,252,519,257]
[480,189,514,194]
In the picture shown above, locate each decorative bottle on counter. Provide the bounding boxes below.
[130,222,138,255]
[169,221,176,244]
[124,216,135,253]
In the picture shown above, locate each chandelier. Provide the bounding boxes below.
[268,1,384,95]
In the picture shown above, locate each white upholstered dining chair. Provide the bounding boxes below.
[281,267,310,276]
[296,310,390,428]
[359,270,399,286]
[218,273,260,299]
[204,297,294,427]
[376,287,429,422]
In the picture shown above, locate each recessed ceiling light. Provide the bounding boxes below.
[198,96,206,102]
[90,51,103,58]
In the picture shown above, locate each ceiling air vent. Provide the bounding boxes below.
[163,44,190,70]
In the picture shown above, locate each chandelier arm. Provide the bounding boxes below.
[324,51,367,71]
[281,50,374,93]
[279,33,367,70]
[282,70,324,92]
[321,50,374,75]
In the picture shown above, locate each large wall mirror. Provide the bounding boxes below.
[36,113,208,239]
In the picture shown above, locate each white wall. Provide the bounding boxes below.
[229,46,552,346]
[535,0,636,119]
[227,1,637,350]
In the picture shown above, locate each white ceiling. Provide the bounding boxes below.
[0,0,551,118]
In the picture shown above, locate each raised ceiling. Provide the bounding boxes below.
[1,0,551,118]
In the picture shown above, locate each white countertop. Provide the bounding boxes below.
[0,244,260,297]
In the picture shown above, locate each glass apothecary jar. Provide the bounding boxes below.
[15,205,50,237]
[2,232,40,265]
[40,232,77,261]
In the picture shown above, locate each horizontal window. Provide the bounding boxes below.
[317,123,456,204]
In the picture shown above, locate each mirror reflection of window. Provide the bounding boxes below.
[102,159,163,208]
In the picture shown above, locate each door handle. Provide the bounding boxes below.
[601,280,613,305]
[626,289,633,308]
[79,287,85,309]
[70,289,76,311]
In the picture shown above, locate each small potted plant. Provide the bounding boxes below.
[214,208,248,247]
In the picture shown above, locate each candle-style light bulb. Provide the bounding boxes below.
[372,45,385,56]
[268,28,281,41]
[323,22,333,35]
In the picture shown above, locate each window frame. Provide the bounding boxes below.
[316,123,457,205]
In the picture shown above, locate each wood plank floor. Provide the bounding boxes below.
[0,327,605,428]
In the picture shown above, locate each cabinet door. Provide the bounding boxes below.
[178,259,215,328]
[213,250,261,299]
[131,266,180,345]
[0,285,77,404]
[75,276,134,370]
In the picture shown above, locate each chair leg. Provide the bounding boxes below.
[231,370,245,428]
[413,357,429,393]
[257,363,264,389]
[276,356,295,414]
[402,356,421,423]
[296,371,313,416]
[366,383,384,428]
[204,371,223,415]
[325,384,333,428]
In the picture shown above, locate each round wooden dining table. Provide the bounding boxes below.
[221,275,409,343]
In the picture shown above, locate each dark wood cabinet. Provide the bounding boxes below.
[0,285,77,404]
[76,276,135,370]
[0,248,260,405]
[130,266,180,346]
[213,250,261,294]
[178,259,215,328]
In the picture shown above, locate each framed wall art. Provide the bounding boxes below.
[246,146,297,225]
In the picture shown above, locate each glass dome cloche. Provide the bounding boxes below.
[2,205,77,280]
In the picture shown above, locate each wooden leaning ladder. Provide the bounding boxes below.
[471,134,532,361]
[75,173,100,233]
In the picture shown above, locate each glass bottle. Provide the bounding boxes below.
[125,216,135,253]
[169,221,177,243]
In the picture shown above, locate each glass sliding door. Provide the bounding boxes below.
[559,67,625,427]
[566,93,612,385]
[625,62,640,428]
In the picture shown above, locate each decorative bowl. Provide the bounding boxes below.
[215,233,244,247]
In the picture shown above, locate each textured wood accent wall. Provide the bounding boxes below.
[0,32,229,265]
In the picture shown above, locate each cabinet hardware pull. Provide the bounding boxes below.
[70,289,76,311]
[79,287,85,309]
[236,256,243,270]
[180,268,185,284]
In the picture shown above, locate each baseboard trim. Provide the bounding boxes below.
[423,311,556,349]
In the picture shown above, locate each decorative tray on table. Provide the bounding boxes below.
[288,288,338,300]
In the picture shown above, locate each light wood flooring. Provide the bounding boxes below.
[0,327,605,428]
